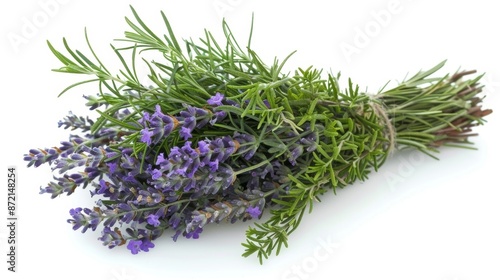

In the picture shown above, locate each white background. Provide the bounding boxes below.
[1,0,499,279]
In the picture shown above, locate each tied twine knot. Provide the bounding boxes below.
[368,97,396,154]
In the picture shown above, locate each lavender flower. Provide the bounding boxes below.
[115,203,136,224]
[83,94,105,110]
[185,227,203,239]
[169,141,200,178]
[134,188,164,206]
[233,132,258,160]
[67,207,101,233]
[58,111,94,132]
[127,240,142,254]
[68,207,83,229]
[198,136,239,170]
[246,206,262,219]
[146,214,161,227]
[139,103,225,144]
[210,110,227,125]
[140,128,154,145]
[149,138,238,196]
[150,168,162,180]
[99,227,125,248]
[288,144,304,166]
[92,179,121,200]
[24,148,59,167]
[139,105,177,145]
[178,105,213,140]
[169,213,182,229]
[97,179,109,194]
[107,162,118,174]
[172,230,182,242]
[39,170,98,198]
[179,126,192,140]
[59,135,85,157]
[139,238,155,252]
[299,126,319,152]
[207,92,225,106]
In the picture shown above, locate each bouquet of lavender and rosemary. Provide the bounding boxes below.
[24,7,492,263]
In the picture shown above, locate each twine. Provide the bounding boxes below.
[368,98,396,154]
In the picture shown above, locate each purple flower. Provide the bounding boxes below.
[99,227,125,249]
[67,207,101,233]
[179,126,193,140]
[225,99,240,107]
[138,106,178,146]
[169,213,182,229]
[153,104,166,119]
[185,227,203,239]
[140,128,154,145]
[208,160,219,172]
[288,145,304,166]
[67,208,86,231]
[138,112,151,126]
[139,239,155,252]
[299,129,319,152]
[207,92,224,106]
[68,173,86,185]
[168,147,182,161]
[156,153,167,165]
[127,240,142,255]
[24,147,60,168]
[198,140,210,154]
[182,116,196,131]
[184,178,196,191]
[246,206,261,219]
[199,166,235,194]
[123,172,138,183]
[234,132,257,160]
[175,166,187,176]
[86,208,101,229]
[146,214,161,227]
[150,169,162,180]
[69,207,82,216]
[97,179,108,194]
[181,141,197,156]
[164,141,202,179]
[117,203,135,224]
[135,189,164,206]
[186,211,208,230]
[210,110,227,125]
[107,162,118,174]
[201,136,237,164]
[263,99,271,108]
[57,111,96,132]
[172,230,182,242]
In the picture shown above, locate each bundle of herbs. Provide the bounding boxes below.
[24,7,492,263]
